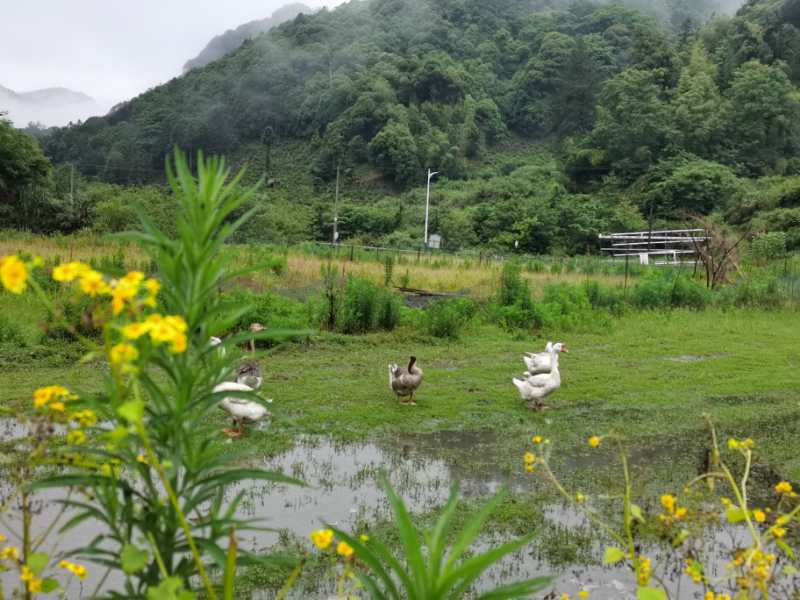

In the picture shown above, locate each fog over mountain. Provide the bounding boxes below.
[0,85,101,127]
[183,3,313,73]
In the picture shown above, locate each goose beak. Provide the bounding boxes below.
[561,346,569,353]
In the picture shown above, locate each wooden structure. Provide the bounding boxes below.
[599,229,709,267]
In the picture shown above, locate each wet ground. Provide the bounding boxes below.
[1,425,794,598]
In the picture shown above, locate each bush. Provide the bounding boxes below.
[339,276,402,334]
[583,281,626,316]
[537,284,611,332]
[492,260,538,332]
[0,313,27,346]
[631,272,711,310]
[424,298,477,339]
[750,232,787,263]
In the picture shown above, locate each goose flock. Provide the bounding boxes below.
[209,328,568,438]
[513,341,568,410]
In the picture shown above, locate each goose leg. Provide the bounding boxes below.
[223,419,244,438]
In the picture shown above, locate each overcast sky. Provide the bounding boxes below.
[1,0,343,108]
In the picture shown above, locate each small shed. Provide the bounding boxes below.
[427,234,442,249]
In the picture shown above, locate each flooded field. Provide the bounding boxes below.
[2,423,792,598]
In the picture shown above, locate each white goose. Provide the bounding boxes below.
[513,344,562,410]
[213,364,271,438]
[523,342,568,374]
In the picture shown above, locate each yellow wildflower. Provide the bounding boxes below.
[337,541,354,558]
[661,494,676,514]
[560,594,569,600]
[67,430,87,445]
[137,453,148,464]
[675,507,688,519]
[523,452,536,464]
[28,578,42,593]
[775,481,793,495]
[0,533,5,542]
[310,529,334,550]
[636,556,652,586]
[705,593,714,600]
[33,385,75,409]
[753,509,766,523]
[170,332,187,353]
[588,436,601,448]
[727,438,740,450]
[524,464,535,474]
[20,565,33,582]
[0,255,28,294]
[79,269,109,297]
[122,322,151,340]
[359,534,369,542]
[49,401,65,412]
[578,591,589,599]
[70,409,97,428]
[720,497,732,508]
[575,493,586,503]
[776,515,790,526]
[52,261,90,282]
[110,343,139,365]
[741,438,755,450]
[145,278,161,296]
[532,435,543,444]
[0,546,20,560]
[685,559,703,583]
[769,526,786,538]
[72,563,87,580]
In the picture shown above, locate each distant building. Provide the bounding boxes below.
[427,234,442,249]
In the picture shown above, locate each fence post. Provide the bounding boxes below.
[624,255,630,300]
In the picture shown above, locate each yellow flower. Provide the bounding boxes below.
[776,515,790,526]
[79,269,109,297]
[66,562,87,580]
[661,494,676,514]
[58,559,70,569]
[20,565,33,582]
[685,559,704,583]
[170,333,187,354]
[0,533,5,542]
[705,593,714,600]
[137,453,148,464]
[636,556,652,586]
[720,497,732,508]
[70,409,97,428]
[575,493,586,503]
[775,481,793,494]
[727,438,740,450]
[359,534,369,542]
[148,315,188,353]
[524,464,535,473]
[32,385,75,409]
[0,546,20,560]
[532,435,543,444]
[67,429,87,445]
[741,438,755,450]
[560,594,569,600]
[49,401,65,412]
[145,278,161,295]
[310,529,334,550]
[578,591,589,599]
[52,261,90,282]
[674,507,688,520]
[0,255,28,294]
[122,322,151,340]
[753,509,766,523]
[337,541,354,558]
[588,436,601,448]
[523,452,536,464]
[769,526,786,538]
[110,343,139,365]
[28,578,42,593]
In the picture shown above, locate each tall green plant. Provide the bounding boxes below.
[31,150,301,598]
[332,476,550,600]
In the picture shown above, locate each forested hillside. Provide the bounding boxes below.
[6,0,800,253]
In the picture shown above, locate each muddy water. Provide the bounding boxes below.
[1,427,792,599]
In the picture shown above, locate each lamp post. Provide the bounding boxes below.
[424,169,439,247]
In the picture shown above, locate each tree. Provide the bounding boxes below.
[591,68,674,180]
[0,118,51,199]
[368,120,421,185]
[672,43,728,158]
[725,60,800,174]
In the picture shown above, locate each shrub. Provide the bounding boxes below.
[498,260,531,307]
[537,283,611,331]
[750,232,787,263]
[339,276,402,334]
[583,281,626,316]
[631,272,710,310]
[424,298,477,339]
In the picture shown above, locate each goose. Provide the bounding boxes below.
[214,364,271,438]
[249,323,265,354]
[523,342,568,374]
[209,336,226,358]
[389,356,423,406]
[513,344,561,410]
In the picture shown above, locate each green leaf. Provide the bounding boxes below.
[117,400,145,424]
[603,546,626,565]
[783,564,799,575]
[121,543,149,575]
[637,587,667,600]
[726,508,746,524]
[41,578,60,593]
[28,552,49,576]
[146,576,196,600]
[223,531,237,600]
[630,503,644,523]
[776,539,796,560]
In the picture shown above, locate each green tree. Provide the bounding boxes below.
[672,43,728,158]
[0,117,51,201]
[725,60,800,174]
[368,120,421,185]
[591,68,674,180]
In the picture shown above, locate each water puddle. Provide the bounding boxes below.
[1,425,795,598]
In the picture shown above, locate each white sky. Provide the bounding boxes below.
[0,0,343,108]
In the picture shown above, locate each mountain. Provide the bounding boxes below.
[183,3,313,73]
[0,85,100,127]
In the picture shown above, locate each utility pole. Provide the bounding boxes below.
[424,169,439,247]
[332,162,340,245]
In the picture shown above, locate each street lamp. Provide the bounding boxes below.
[424,169,439,247]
